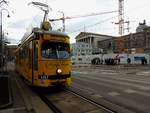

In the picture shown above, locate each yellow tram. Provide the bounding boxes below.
[15,21,71,87]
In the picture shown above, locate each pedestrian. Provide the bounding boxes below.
[127,58,131,64]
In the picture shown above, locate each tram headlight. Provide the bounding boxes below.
[56,68,62,74]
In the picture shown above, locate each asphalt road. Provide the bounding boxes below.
[71,65,150,113]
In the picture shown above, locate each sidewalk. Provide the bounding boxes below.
[0,61,53,113]
[0,76,12,109]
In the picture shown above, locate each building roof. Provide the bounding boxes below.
[136,20,149,33]
[75,32,116,39]
[6,45,18,48]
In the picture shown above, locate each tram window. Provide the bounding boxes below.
[43,48,57,59]
[42,42,57,59]
[41,41,70,59]
[34,41,38,70]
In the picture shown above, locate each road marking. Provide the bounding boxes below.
[108,92,120,96]
[124,89,137,93]
[139,86,150,90]
[92,94,103,98]
[137,71,150,76]
[71,71,88,75]
[101,72,118,75]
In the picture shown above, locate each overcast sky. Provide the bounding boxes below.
[3,0,150,44]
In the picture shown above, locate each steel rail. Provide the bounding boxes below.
[63,87,116,113]
[38,93,63,113]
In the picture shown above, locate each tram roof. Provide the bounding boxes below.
[20,27,70,45]
[33,28,69,37]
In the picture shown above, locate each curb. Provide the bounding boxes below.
[0,76,13,109]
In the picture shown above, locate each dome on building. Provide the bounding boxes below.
[136,20,149,33]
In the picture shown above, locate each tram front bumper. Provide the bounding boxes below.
[38,74,71,86]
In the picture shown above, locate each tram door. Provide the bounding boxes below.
[32,40,38,84]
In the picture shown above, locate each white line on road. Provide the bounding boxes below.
[124,89,137,93]
[136,71,150,76]
[72,71,88,75]
[139,86,150,90]
[108,92,120,96]
[91,94,103,98]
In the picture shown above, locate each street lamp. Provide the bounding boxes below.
[0,8,10,67]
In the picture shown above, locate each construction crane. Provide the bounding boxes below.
[49,10,117,32]
[113,0,132,36]
[114,0,125,36]
[118,0,124,36]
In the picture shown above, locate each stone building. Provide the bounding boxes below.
[75,32,116,54]
[97,38,115,53]
[71,42,92,56]
[6,45,17,61]
[123,32,145,53]
[75,21,150,54]
[136,20,149,33]
[75,32,115,48]
[144,27,150,53]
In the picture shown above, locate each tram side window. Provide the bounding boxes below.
[19,51,21,64]
[28,44,31,68]
[29,42,32,69]
[21,46,28,59]
[34,41,38,70]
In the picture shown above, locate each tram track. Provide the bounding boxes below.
[37,87,116,113]
[70,83,136,113]
[38,93,62,113]
[63,87,116,113]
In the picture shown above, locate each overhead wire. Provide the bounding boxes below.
[67,15,118,34]
[67,0,150,35]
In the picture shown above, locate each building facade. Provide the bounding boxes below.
[75,32,116,49]
[144,27,150,53]
[6,45,17,61]
[71,42,92,56]
[75,22,150,55]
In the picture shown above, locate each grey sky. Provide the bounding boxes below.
[3,0,150,44]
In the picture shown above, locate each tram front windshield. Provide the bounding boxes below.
[41,41,70,59]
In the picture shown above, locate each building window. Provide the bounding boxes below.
[78,58,82,61]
